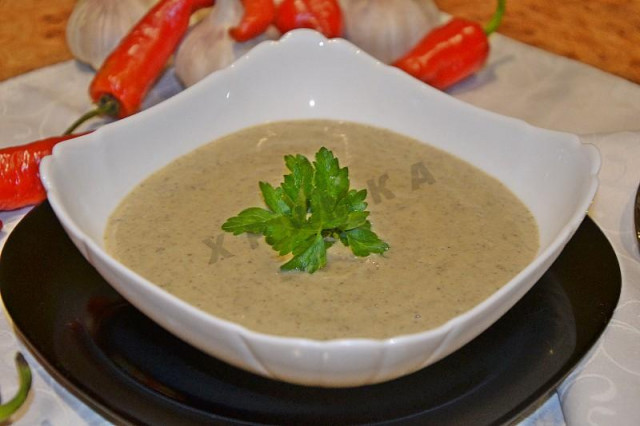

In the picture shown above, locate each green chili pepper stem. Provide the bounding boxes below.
[63,95,120,135]
[484,0,507,36]
[0,353,33,422]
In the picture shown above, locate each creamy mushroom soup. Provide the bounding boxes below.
[105,120,539,340]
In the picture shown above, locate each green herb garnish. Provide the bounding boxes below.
[0,353,32,422]
[222,147,389,273]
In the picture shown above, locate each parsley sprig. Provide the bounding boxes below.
[222,147,389,273]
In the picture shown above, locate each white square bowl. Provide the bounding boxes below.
[40,30,600,387]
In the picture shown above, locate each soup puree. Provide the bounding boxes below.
[105,120,539,340]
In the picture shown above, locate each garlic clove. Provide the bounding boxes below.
[66,0,157,70]
[339,0,441,64]
[175,0,279,88]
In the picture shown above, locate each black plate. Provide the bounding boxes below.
[0,203,621,425]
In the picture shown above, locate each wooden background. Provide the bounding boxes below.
[0,0,639,84]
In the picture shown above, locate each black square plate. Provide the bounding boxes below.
[0,203,621,425]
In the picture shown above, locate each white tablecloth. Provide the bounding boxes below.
[1,33,639,425]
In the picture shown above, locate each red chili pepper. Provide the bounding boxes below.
[392,0,506,90]
[0,133,89,211]
[64,0,215,135]
[229,0,276,42]
[275,0,343,38]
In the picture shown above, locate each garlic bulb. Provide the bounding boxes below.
[66,0,157,70]
[339,0,441,64]
[175,0,279,87]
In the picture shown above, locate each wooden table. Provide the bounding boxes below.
[1,0,639,84]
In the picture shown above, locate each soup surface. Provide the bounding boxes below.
[105,120,539,340]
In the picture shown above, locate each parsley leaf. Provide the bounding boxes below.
[264,216,317,255]
[221,207,276,235]
[313,147,349,200]
[222,147,389,273]
[282,154,314,207]
[281,234,330,273]
[343,225,390,257]
[259,182,290,215]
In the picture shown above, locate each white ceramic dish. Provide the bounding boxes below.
[40,30,600,387]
